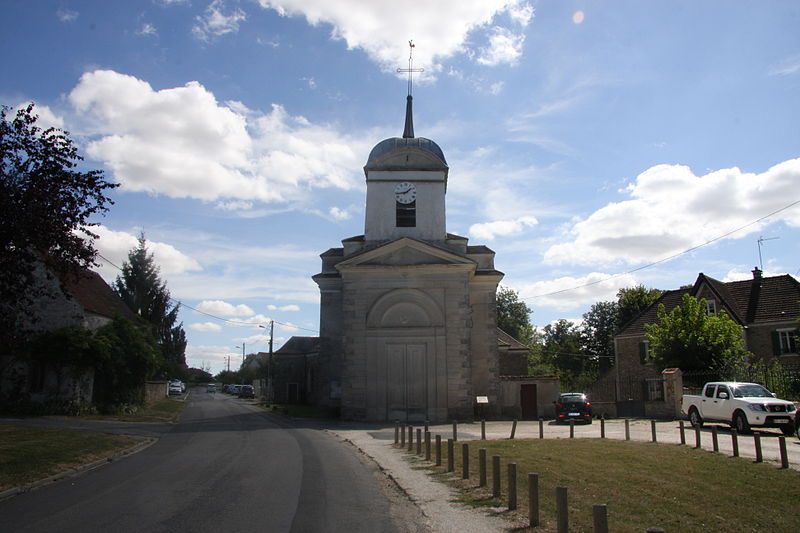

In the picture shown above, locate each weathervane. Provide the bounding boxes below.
[397,40,424,96]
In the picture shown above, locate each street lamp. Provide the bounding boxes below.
[259,321,274,402]
[235,343,245,367]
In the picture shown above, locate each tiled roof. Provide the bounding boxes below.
[617,288,692,336]
[275,336,320,355]
[61,269,137,321]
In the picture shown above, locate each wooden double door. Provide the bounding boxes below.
[386,343,427,422]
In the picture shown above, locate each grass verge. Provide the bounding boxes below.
[107,398,185,423]
[405,437,800,533]
[0,425,139,492]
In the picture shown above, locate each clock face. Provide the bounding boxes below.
[394,182,416,204]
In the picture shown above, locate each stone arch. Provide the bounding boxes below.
[367,289,444,329]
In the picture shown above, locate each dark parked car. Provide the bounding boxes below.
[238,385,255,399]
[555,393,592,424]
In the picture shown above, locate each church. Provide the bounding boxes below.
[266,90,557,422]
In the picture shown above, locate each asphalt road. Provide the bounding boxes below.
[1,391,423,533]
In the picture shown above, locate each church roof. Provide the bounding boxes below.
[364,137,448,171]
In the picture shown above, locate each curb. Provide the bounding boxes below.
[0,436,157,502]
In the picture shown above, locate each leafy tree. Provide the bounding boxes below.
[541,319,584,375]
[580,301,618,372]
[186,367,214,383]
[0,104,117,348]
[616,285,663,329]
[644,293,751,373]
[114,235,186,376]
[496,286,533,342]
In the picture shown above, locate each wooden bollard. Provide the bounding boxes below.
[453,420,458,442]
[569,420,575,438]
[416,428,422,455]
[424,419,429,433]
[408,425,414,452]
[754,434,763,463]
[651,420,657,443]
[625,419,630,440]
[435,435,442,466]
[510,419,518,439]
[481,419,486,440]
[679,420,685,445]
[447,438,455,472]
[593,503,609,533]
[731,428,739,457]
[600,417,605,438]
[394,420,399,444]
[492,455,501,498]
[507,462,517,510]
[462,443,470,479]
[539,417,544,439]
[711,426,719,452]
[528,473,539,527]
[694,425,701,449]
[479,448,487,486]
[556,486,569,533]
[401,424,406,447]
[779,436,789,469]
[425,431,431,461]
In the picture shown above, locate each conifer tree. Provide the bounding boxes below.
[114,235,186,375]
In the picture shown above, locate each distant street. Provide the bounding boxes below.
[1,391,421,533]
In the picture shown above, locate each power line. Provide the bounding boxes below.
[523,198,800,301]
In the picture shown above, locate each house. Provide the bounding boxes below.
[590,268,800,418]
[0,264,136,405]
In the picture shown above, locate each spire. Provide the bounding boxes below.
[397,40,423,139]
[403,95,414,138]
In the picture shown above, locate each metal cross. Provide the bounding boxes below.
[397,40,424,96]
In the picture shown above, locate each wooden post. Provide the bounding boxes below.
[492,455,501,498]
[452,420,458,442]
[694,425,701,449]
[510,419,518,439]
[569,420,575,438]
[754,434,763,463]
[408,425,414,452]
[593,503,609,533]
[651,420,657,443]
[528,473,539,528]
[779,436,789,469]
[507,462,517,510]
[731,428,739,457]
[600,417,605,439]
[424,419,429,433]
[462,443,470,479]
[435,435,442,466]
[556,486,569,533]
[447,438,454,472]
[539,417,544,439]
[679,420,685,445]
[401,424,406,447]
[711,426,719,452]
[625,419,630,440]
[416,428,422,455]
[394,420,399,444]
[481,419,486,440]
[425,431,431,461]
[479,448,487,486]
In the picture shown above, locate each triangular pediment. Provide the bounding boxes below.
[335,238,475,270]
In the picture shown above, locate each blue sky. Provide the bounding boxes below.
[3,1,798,375]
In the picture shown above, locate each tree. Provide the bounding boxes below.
[541,319,584,375]
[114,235,186,376]
[616,285,663,330]
[0,104,117,348]
[644,293,751,374]
[580,301,618,372]
[496,286,533,342]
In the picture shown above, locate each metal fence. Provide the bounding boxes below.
[682,365,800,401]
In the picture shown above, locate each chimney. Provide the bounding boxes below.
[752,267,762,280]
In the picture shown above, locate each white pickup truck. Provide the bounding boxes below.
[681,382,797,436]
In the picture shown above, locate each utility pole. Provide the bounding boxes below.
[260,321,274,401]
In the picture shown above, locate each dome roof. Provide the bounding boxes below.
[364,136,448,172]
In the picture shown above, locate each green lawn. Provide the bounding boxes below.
[0,425,139,491]
[406,437,800,533]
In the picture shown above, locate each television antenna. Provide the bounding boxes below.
[757,235,779,270]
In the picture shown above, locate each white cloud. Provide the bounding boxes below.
[192,0,246,41]
[90,225,202,280]
[329,206,352,220]
[469,216,538,240]
[68,70,371,206]
[137,23,157,36]
[56,9,78,22]
[256,0,533,75]
[544,159,800,267]
[189,322,223,332]
[196,300,255,317]
[267,304,300,312]
[515,272,640,314]
[489,81,505,95]
[769,55,800,76]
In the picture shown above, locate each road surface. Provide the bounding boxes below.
[1,391,425,533]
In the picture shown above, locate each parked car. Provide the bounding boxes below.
[795,409,800,439]
[207,384,216,393]
[168,382,182,396]
[238,385,255,399]
[554,393,592,424]
[682,382,796,436]
[230,384,242,395]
